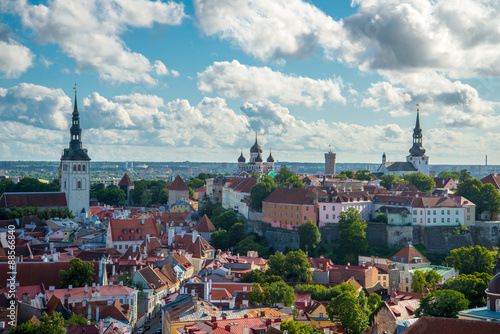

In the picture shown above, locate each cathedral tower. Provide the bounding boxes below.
[406,106,429,176]
[60,89,91,220]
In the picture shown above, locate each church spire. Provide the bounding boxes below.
[61,85,90,161]
[409,105,426,157]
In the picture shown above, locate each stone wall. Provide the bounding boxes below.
[319,225,339,241]
[412,226,474,253]
[265,228,300,252]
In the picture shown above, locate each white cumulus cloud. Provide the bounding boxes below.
[198,60,345,107]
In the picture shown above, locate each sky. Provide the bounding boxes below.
[1,0,500,164]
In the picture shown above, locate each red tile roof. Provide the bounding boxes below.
[404,316,500,334]
[0,192,67,208]
[391,244,429,264]
[137,266,168,292]
[108,217,159,242]
[263,187,316,205]
[0,262,99,288]
[196,215,216,233]
[225,177,257,193]
[46,284,136,300]
[118,173,134,187]
[170,175,189,191]
[481,174,500,189]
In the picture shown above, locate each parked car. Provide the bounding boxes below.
[137,329,145,334]
[145,325,151,330]
[155,329,162,334]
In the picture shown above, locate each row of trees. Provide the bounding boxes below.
[12,311,96,334]
[90,183,127,206]
[0,206,74,220]
[0,177,59,196]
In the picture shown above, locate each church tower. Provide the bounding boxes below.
[406,106,429,176]
[59,88,91,220]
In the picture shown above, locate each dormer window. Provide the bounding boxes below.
[118,236,123,241]
[130,236,135,240]
[130,229,134,233]
[123,229,127,234]
[137,229,142,233]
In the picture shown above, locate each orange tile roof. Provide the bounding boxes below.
[196,215,216,233]
[391,244,429,264]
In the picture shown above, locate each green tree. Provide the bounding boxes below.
[437,171,460,180]
[212,210,239,231]
[96,187,126,206]
[415,290,469,318]
[90,182,105,198]
[59,258,95,288]
[285,249,313,282]
[411,270,441,293]
[275,165,295,186]
[380,174,403,190]
[445,246,495,275]
[10,322,41,334]
[249,179,276,211]
[267,251,287,277]
[442,272,492,308]
[298,219,321,252]
[459,169,473,182]
[327,289,369,334]
[41,311,66,334]
[284,174,304,188]
[228,222,246,247]
[455,178,500,219]
[234,235,270,258]
[281,320,322,334]
[118,269,135,288]
[209,230,229,250]
[242,270,267,284]
[355,170,374,181]
[338,207,368,264]
[249,283,267,305]
[404,172,436,193]
[269,281,295,306]
[336,170,355,179]
[186,177,205,190]
[65,313,91,326]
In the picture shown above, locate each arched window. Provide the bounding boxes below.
[82,164,86,171]
[496,299,500,312]
[77,181,81,189]
[73,165,76,171]
[78,165,81,171]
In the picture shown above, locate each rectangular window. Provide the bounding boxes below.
[441,218,444,222]
[285,205,287,209]
[441,210,444,215]
[427,218,430,223]
[447,210,450,215]
[274,211,276,216]
[326,214,329,219]
[467,215,470,220]
[296,206,299,210]
[467,208,470,213]
[456,210,459,215]
[413,210,417,215]
[304,216,307,220]
[119,245,122,249]
[274,204,276,208]
[296,213,299,219]
[280,212,282,218]
[285,213,287,218]
[332,206,335,211]
[323,205,326,210]
[306,207,309,211]
[332,214,335,219]
[413,218,416,222]
[433,210,436,215]
[433,218,436,223]
[420,210,423,215]
[447,218,450,222]
[456,218,459,222]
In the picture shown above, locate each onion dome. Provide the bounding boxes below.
[488,272,500,294]
[267,149,274,162]
[250,132,263,154]
[238,149,246,163]
[255,154,263,162]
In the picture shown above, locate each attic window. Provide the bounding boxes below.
[123,229,127,233]
[140,236,145,240]
[137,229,142,233]
[130,236,135,240]
[130,229,134,233]
[118,236,124,241]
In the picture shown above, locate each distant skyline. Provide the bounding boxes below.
[1,1,500,164]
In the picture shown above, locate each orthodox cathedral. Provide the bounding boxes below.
[377,109,429,176]
[59,90,91,220]
[237,133,275,175]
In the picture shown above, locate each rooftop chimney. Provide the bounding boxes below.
[84,285,88,292]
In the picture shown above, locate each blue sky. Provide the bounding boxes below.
[1,0,500,164]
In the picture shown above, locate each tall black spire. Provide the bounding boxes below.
[61,86,90,161]
[409,106,426,157]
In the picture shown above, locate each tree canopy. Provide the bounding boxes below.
[267,250,312,282]
[281,320,322,334]
[437,169,472,182]
[298,219,321,252]
[380,174,403,190]
[445,245,495,275]
[274,165,295,185]
[411,269,441,293]
[95,185,126,206]
[354,170,374,181]
[12,311,67,334]
[338,207,368,264]
[59,258,95,288]
[415,290,469,318]
[455,178,500,218]
[326,283,374,334]
[0,176,59,196]
[404,172,436,193]
[249,177,276,211]
[249,280,295,306]
[442,272,492,308]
